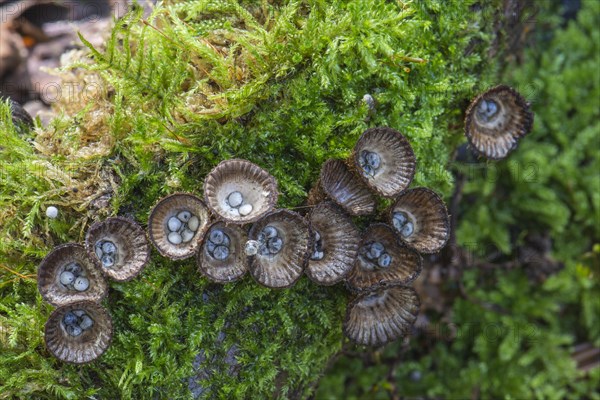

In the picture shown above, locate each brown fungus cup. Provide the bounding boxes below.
[247,209,311,288]
[350,127,416,197]
[343,284,420,347]
[38,243,108,307]
[204,159,278,224]
[308,159,375,216]
[85,217,150,281]
[44,301,113,364]
[464,85,534,159]
[197,221,248,283]
[148,193,211,260]
[388,187,450,254]
[306,202,361,285]
[346,223,422,292]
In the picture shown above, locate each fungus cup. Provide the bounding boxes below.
[346,223,422,291]
[308,159,375,216]
[306,202,360,285]
[85,217,150,281]
[204,159,278,224]
[44,301,113,364]
[197,221,248,283]
[350,127,416,197]
[388,187,450,254]
[148,193,211,260]
[343,284,420,346]
[464,85,534,159]
[37,243,108,306]
[247,209,311,288]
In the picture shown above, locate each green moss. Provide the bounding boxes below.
[1,0,498,398]
[317,1,600,398]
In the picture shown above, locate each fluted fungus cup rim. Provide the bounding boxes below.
[316,158,376,216]
[388,187,450,254]
[148,193,211,260]
[464,84,534,160]
[85,216,150,282]
[351,127,416,197]
[44,300,113,364]
[37,243,108,307]
[343,284,420,347]
[306,201,361,286]
[346,223,422,292]
[197,221,248,283]
[204,159,279,225]
[247,209,311,288]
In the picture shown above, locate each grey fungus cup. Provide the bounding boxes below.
[464,85,534,159]
[85,217,150,281]
[350,127,416,198]
[197,221,248,283]
[38,243,108,307]
[204,159,279,225]
[388,187,450,254]
[343,284,420,347]
[306,202,361,285]
[148,193,211,260]
[44,301,113,364]
[247,209,311,288]
[308,159,376,216]
[346,223,422,292]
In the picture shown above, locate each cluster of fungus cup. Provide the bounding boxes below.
[38,214,155,363]
[197,221,248,283]
[45,301,113,364]
[35,133,449,361]
[309,126,450,347]
[204,159,279,224]
[148,193,211,260]
[464,85,534,159]
[246,209,311,288]
[85,217,150,281]
[305,202,361,285]
[38,243,113,364]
